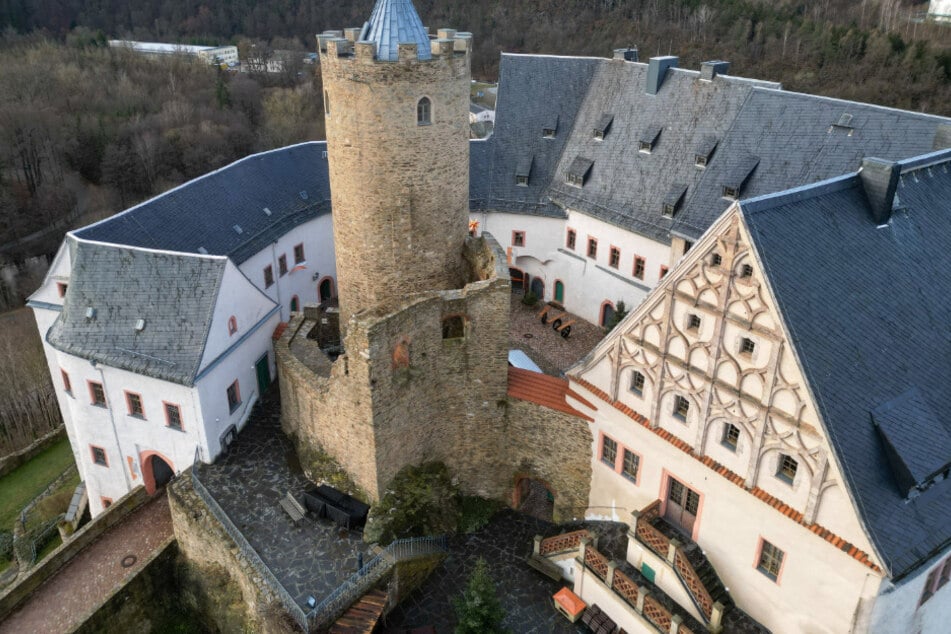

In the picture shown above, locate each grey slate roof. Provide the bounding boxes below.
[741,149,951,579]
[47,238,228,386]
[74,143,332,265]
[364,0,432,62]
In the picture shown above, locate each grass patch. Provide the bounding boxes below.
[0,436,75,530]
[34,533,61,562]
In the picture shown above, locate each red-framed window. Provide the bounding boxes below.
[101,497,113,508]
[754,538,786,583]
[633,256,646,280]
[264,265,274,288]
[61,369,72,395]
[512,231,526,247]
[164,402,184,431]
[226,380,241,414]
[125,391,145,418]
[566,229,577,250]
[278,254,288,276]
[609,246,621,269]
[660,265,669,279]
[56,282,68,297]
[587,237,598,259]
[599,432,642,485]
[228,316,238,336]
[920,556,951,605]
[88,381,106,407]
[294,243,305,264]
[90,445,108,466]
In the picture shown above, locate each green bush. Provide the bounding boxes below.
[453,557,509,634]
[364,462,461,545]
[521,291,538,307]
[0,530,13,561]
[458,496,502,534]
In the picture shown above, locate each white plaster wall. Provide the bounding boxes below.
[930,0,951,19]
[469,212,564,296]
[236,213,336,320]
[28,241,71,306]
[573,564,655,634]
[867,548,951,634]
[32,307,81,471]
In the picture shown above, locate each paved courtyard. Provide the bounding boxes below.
[509,297,606,375]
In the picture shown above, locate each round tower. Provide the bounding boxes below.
[320,1,472,325]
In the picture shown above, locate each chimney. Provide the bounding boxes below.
[860,158,901,225]
[933,123,951,151]
[646,56,678,95]
[700,61,730,81]
[613,47,638,62]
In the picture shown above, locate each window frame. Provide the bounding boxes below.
[673,395,690,421]
[61,369,72,395]
[228,316,238,336]
[88,380,107,408]
[755,538,786,583]
[90,445,108,467]
[125,391,145,419]
[722,423,741,451]
[600,435,618,468]
[263,265,275,288]
[164,402,184,432]
[633,255,646,280]
[293,243,305,264]
[566,229,577,250]
[586,237,598,259]
[512,231,526,248]
[630,370,645,395]
[417,96,432,126]
[226,380,241,414]
[278,254,288,277]
[740,337,756,356]
[621,448,640,483]
[776,453,798,484]
[609,246,621,269]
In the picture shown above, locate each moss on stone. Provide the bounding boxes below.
[364,462,462,545]
[292,437,367,503]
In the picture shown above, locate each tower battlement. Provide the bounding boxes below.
[317,28,472,67]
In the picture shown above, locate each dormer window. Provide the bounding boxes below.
[593,114,614,141]
[723,186,740,200]
[516,175,528,186]
[542,127,556,139]
[662,183,687,218]
[695,155,708,167]
[566,157,594,188]
[695,135,717,168]
[542,115,558,139]
[639,124,662,154]
[515,155,533,187]
[417,97,431,126]
[722,153,759,200]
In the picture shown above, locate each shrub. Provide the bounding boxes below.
[364,462,461,545]
[453,557,509,634]
[521,291,538,306]
[458,496,502,534]
[0,530,13,561]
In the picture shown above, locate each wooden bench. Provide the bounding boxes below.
[279,491,306,526]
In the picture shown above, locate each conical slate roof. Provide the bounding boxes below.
[364,0,431,61]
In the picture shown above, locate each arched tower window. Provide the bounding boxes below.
[227,316,238,336]
[417,97,431,126]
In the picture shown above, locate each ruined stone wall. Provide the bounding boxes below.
[321,37,471,324]
[503,399,594,523]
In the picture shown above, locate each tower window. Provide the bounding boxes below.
[417,97,432,125]
[687,314,701,331]
[324,90,330,116]
[740,337,756,356]
[442,315,466,339]
[710,253,722,267]
[90,445,108,466]
[512,231,526,247]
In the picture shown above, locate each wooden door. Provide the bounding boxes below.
[255,354,270,395]
[664,477,700,536]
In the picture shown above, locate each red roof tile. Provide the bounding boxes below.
[507,368,594,422]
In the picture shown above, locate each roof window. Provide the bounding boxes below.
[593,114,614,141]
[639,124,662,153]
[662,183,687,218]
[695,134,717,167]
[721,153,759,200]
[566,157,594,188]
[542,115,558,139]
[515,155,533,187]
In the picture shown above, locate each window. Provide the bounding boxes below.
[101,497,113,508]
[442,315,466,339]
[695,154,708,167]
[324,90,330,115]
[226,380,241,414]
[89,381,106,407]
[921,567,942,605]
[639,141,653,153]
[417,97,431,125]
[90,445,108,466]
[587,238,598,259]
[515,175,529,186]
[61,370,72,395]
[264,265,274,288]
[294,243,305,264]
[542,127,556,139]
[228,316,238,336]
[674,395,690,420]
[660,265,669,279]
[622,449,640,483]
[57,282,68,297]
[757,540,785,582]
[609,247,621,269]
[723,423,740,450]
[740,337,756,356]
[125,392,144,418]
[566,229,577,250]
[165,403,183,431]
[630,371,645,395]
[777,454,798,483]
[740,264,754,278]
[723,186,740,199]
[662,203,676,217]
[566,172,584,187]
[683,240,694,254]
[633,256,646,280]
[601,436,618,467]
[512,231,525,247]
[278,254,288,276]
[687,314,701,330]
[710,253,722,267]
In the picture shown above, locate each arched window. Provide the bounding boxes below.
[554,280,565,303]
[290,296,299,313]
[228,316,238,336]
[417,97,431,125]
[600,301,616,328]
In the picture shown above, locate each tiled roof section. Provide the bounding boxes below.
[364,0,432,61]
[507,367,594,422]
[721,152,759,191]
[672,89,950,238]
[74,143,332,265]
[481,54,601,217]
[570,377,882,573]
[873,388,951,495]
[548,64,775,242]
[741,151,951,578]
[47,238,226,385]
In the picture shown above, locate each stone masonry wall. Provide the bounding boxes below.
[322,37,472,325]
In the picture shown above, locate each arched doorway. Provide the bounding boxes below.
[530,277,545,300]
[508,267,525,293]
[141,451,175,495]
[554,280,565,304]
[600,301,616,327]
[513,476,554,522]
[318,277,335,303]
[290,295,299,313]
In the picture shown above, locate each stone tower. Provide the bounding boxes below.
[320,0,473,325]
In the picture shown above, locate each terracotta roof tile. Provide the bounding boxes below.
[508,368,594,422]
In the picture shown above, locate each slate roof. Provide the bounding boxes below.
[740,149,951,579]
[363,0,432,62]
[47,238,228,385]
[74,143,332,265]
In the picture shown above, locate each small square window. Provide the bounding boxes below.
[662,203,676,218]
[515,175,529,186]
[683,240,694,254]
[660,265,669,279]
[674,395,690,420]
[740,337,756,356]
[687,314,701,331]
[740,264,754,278]
[622,449,639,483]
[57,282,68,297]
[710,253,722,267]
[126,392,144,418]
[278,255,288,277]
[639,141,652,153]
[633,256,646,280]
[101,497,113,508]
[630,371,645,395]
[542,128,556,139]
[723,186,740,199]
[264,265,275,288]
[695,155,708,167]
[89,382,106,407]
[513,231,526,247]
[91,446,107,466]
[587,238,598,259]
[777,454,798,483]
[227,380,241,414]
[566,229,576,250]
[609,247,621,269]
[294,244,305,264]
[601,436,618,467]
[757,540,785,581]
[61,370,72,395]
[165,403,183,431]
[723,423,740,450]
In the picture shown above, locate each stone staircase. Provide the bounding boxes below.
[681,542,734,615]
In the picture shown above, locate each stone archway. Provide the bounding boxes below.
[141,451,175,495]
[513,476,555,522]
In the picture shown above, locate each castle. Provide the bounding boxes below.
[27,0,951,632]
